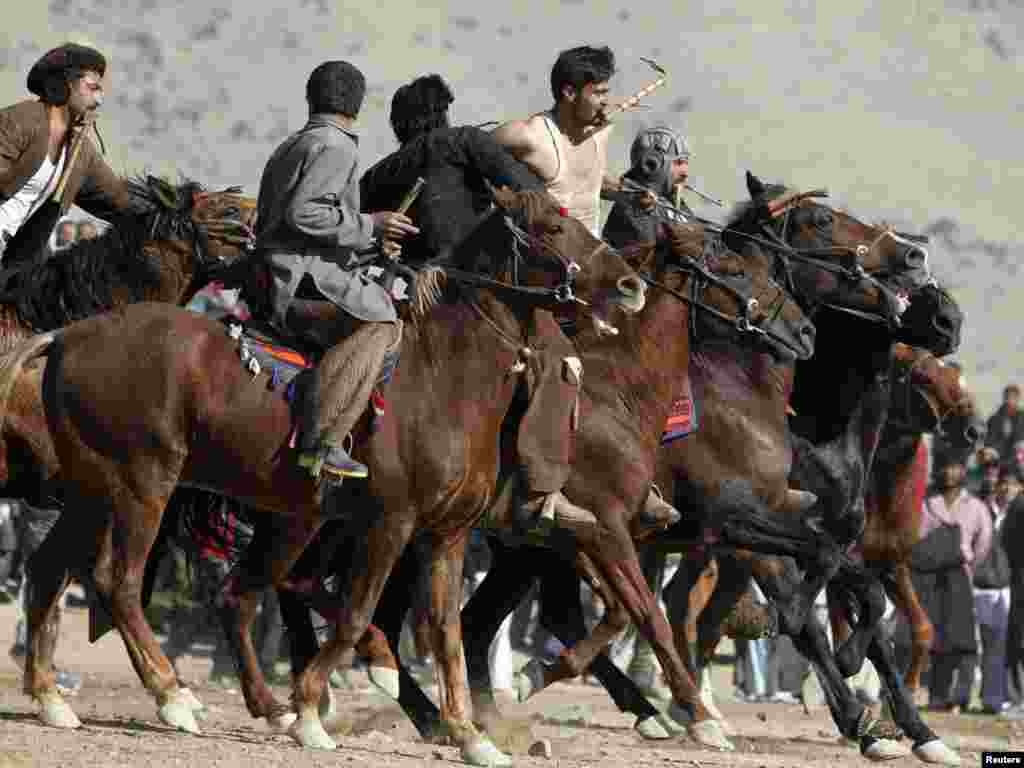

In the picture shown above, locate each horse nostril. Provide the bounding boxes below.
[617,275,644,297]
[933,314,954,333]
[904,246,927,270]
[965,425,982,443]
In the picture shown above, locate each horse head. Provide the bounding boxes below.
[728,171,932,329]
[894,281,962,357]
[637,220,815,361]
[488,187,646,337]
[132,175,258,276]
[889,343,984,449]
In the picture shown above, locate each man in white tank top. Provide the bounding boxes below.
[489,47,681,535]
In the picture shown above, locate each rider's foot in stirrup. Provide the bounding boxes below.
[521,490,598,533]
[298,442,368,481]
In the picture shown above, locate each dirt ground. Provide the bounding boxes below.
[2,601,1022,768]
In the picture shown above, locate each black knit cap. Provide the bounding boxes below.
[306,60,366,118]
[27,43,107,105]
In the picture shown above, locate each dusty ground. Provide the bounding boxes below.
[1,601,1021,767]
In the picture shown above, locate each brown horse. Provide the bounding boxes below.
[0,174,257,489]
[0,189,644,766]
[330,179,932,756]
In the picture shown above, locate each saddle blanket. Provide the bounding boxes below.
[661,376,700,444]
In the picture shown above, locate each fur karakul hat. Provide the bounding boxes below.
[27,43,107,105]
[306,60,367,118]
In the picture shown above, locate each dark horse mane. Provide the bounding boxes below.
[3,175,208,332]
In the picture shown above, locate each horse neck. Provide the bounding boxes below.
[789,308,893,445]
[692,337,792,415]
[577,275,692,427]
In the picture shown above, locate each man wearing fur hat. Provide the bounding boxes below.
[254,60,420,482]
[0,43,130,264]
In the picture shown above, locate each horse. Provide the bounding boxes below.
[290,176,934,758]
[0,188,645,767]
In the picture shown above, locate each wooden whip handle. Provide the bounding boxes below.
[397,176,426,215]
[53,119,91,203]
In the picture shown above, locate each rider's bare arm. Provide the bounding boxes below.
[492,117,556,182]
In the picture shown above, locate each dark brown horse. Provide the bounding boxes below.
[0,189,644,766]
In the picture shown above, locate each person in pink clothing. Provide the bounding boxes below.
[921,459,992,710]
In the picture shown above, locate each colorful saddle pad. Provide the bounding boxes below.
[661,376,700,444]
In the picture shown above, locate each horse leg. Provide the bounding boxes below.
[529,550,672,739]
[864,623,957,764]
[515,551,632,697]
[830,561,890,679]
[888,562,933,696]
[290,509,414,751]
[80,478,200,735]
[219,509,321,728]
[22,514,78,729]
[579,530,731,751]
[461,537,539,727]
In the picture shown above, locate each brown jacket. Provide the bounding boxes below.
[0,100,130,261]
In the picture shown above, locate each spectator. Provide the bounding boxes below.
[918,458,992,711]
[52,218,78,251]
[76,219,99,240]
[987,385,1024,471]
[973,465,1018,714]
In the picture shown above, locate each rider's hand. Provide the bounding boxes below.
[371,211,420,241]
[381,240,402,259]
[638,190,657,210]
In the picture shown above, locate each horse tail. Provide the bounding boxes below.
[0,331,61,428]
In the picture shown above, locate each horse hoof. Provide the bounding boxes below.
[158,691,203,735]
[288,710,337,750]
[863,738,910,761]
[634,715,671,740]
[654,711,688,736]
[38,694,82,729]
[688,719,735,751]
[513,659,546,703]
[913,739,961,766]
[460,736,512,767]
[177,687,209,722]
[268,711,298,732]
[367,665,400,700]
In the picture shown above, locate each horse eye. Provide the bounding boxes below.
[224,207,240,218]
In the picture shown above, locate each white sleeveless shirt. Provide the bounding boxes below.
[0,146,67,256]
[538,114,606,237]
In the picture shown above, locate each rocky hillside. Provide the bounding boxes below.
[3,0,1020,413]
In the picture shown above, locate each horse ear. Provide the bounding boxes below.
[745,171,766,200]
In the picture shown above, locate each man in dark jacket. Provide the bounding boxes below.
[0,43,131,264]
[361,74,605,534]
[987,385,1024,473]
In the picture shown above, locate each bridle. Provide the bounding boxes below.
[637,236,805,359]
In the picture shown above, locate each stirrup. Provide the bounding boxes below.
[299,435,367,482]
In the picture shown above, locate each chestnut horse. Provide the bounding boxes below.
[0,189,644,767]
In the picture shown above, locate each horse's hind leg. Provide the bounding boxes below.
[887,562,933,697]
[22,512,77,729]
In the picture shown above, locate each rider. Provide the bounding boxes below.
[603,125,693,248]
[493,46,679,531]
[0,43,130,263]
[254,60,420,482]
[4,41,134,697]
[361,73,600,533]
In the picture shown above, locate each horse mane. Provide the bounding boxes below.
[5,174,204,331]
